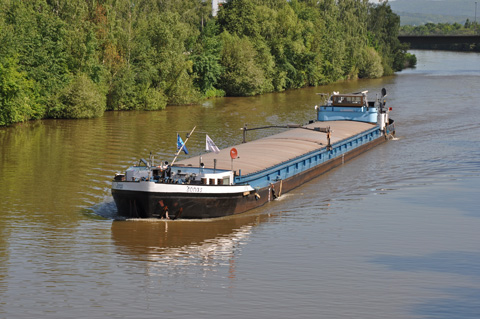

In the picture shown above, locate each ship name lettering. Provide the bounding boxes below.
[187,186,202,193]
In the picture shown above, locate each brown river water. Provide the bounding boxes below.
[1,50,480,318]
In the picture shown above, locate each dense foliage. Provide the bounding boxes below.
[0,0,408,126]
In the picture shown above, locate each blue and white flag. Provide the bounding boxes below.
[206,134,220,154]
[177,134,188,154]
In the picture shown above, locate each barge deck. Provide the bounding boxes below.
[111,88,395,219]
[177,121,377,176]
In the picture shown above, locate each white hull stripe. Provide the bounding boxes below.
[112,181,255,195]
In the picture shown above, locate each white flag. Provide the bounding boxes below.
[206,135,220,154]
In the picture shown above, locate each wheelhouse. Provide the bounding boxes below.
[331,93,365,107]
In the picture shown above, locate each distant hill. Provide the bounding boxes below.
[388,0,478,25]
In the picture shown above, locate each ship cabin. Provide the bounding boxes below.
[114,159,234,186]
[317,91,379,123]
[331,92,368,107]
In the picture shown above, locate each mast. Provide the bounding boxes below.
[171,126,196,166]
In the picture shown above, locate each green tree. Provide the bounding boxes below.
[7,1,72,102]
[50,73,105,119]
[217,0,260,38]
[147,11,200,104]
[191,20,224,96]
[219,31,266,96]
[0,57,37,126]
[367,2,406,74]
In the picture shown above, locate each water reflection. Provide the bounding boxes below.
[111,212,276,272]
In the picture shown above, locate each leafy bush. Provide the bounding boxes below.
[404,53,417,68]
[50,74,105,119]
[204,88,226,99]
[359,47,384,78]
[141,87,168,111]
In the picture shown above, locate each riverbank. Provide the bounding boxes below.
[1,0,409,127]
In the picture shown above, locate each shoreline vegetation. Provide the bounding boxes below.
[0,0,413,127]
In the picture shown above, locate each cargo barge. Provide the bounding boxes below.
[112,88,395,219]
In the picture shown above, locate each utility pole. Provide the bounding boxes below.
[475,2,478,34]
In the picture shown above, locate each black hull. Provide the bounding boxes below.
[112,190,248,219]
[112,133,390,219]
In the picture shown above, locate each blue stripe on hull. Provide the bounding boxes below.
[234,126,382,190]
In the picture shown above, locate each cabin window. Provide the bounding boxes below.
[332,95,363,106]
[223,177,230,185]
